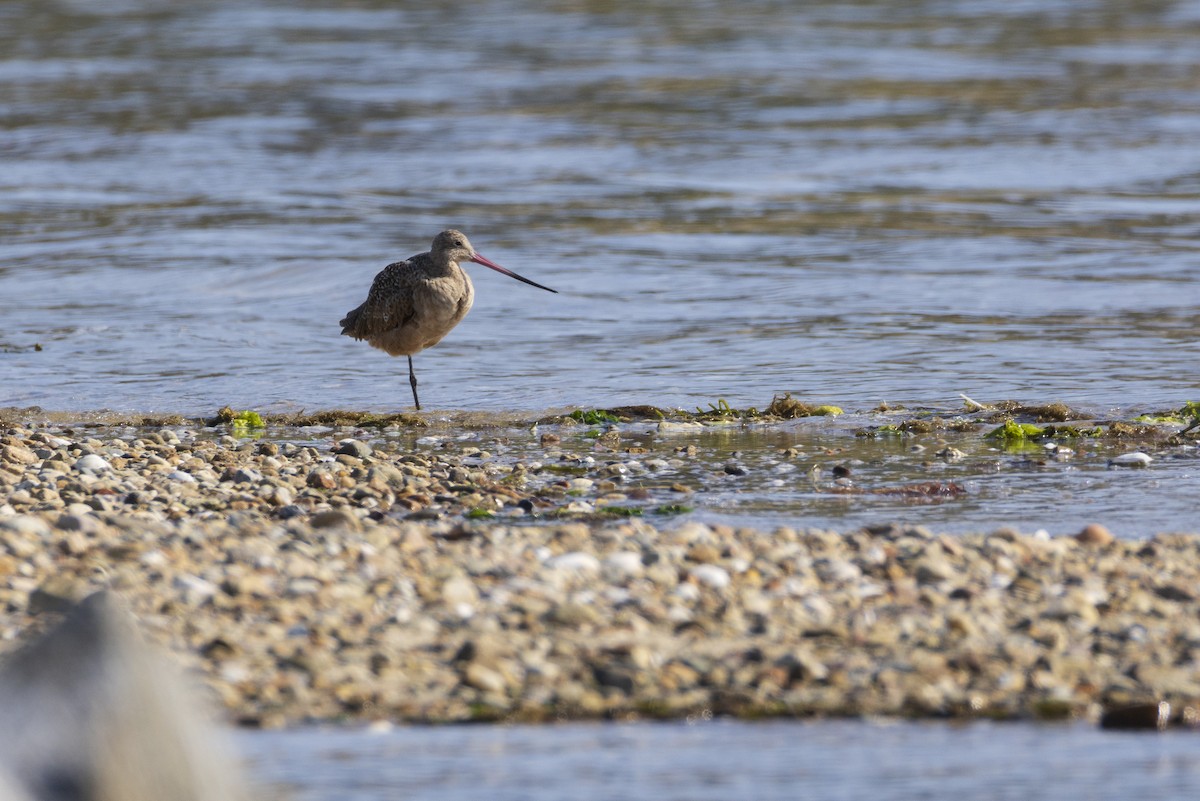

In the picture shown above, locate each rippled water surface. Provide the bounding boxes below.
[241,720,1200,801]
[2,0,1199,415]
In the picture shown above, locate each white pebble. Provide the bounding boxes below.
[657,421,704,433]
[167,470,196,483]
[602,551,644,579]
[73,454,110,472]
[173,573,218,604]
[689,564,731,589]
[1109,452,1152,467]
[546,552,601,573]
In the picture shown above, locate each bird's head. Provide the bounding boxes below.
[430,228,558,293]
[432,229,475,263]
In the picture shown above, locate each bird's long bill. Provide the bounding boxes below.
[471,253,558,294]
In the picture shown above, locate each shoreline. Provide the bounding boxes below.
[1,417,1198,729]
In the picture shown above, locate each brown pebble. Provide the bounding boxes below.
[306,469,337,489]
[310,509,361,531]
[1076,523,1113,547]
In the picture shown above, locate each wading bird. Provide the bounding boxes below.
[339,229,557,410]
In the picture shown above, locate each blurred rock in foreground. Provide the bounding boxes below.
[0,592,247,801]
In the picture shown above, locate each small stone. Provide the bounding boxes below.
[276,505,305,520]
[548,602,600,626]
[601,552,644,580]
[442,575,479,608]
[73,454,111,472]
[935,447,965,462]
[1,444,38,465]
[689,564,731,589]
[1076,523,1113,547]
[912,556,954,585]
[464,662,508,694]
[0,515,51,538]
[269,486,294,506]
[545,552,601,573]
[686,543,721,564]
[306,470,337,489]
[173,574,219,605]
[336,439,372,459]
[310,509,360,531]
[1109,452,1152,467]
[167,470,197,483]
[815,558,862,584]
[230,467,262,484]
[723,463,748,476]
[54,513,97,533]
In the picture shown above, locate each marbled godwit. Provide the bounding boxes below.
[339,229,557,410]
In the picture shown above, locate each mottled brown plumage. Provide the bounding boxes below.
[340,229,557,410]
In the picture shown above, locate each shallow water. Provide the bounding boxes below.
[241,719,1200,801]
[2,0,1199,415]
[254,409,1199,537]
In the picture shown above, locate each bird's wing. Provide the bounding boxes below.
[339,261,416,339]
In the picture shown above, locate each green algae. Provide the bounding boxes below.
[569,409,621,425]
[213,406,265,438]
[859,417,981,438]
[694,399,759,421]
[1137,401,1200,426]
[271,410,425,428]
[984,419,1046,443]
[598,505,643,517]
[766,393,843,419]
[539,465,591,477]
[994,402,1082,422]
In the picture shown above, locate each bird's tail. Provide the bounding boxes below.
[339,304,363,337]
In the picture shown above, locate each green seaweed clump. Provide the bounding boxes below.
[1137,401,1200,426]
[599,505,643,517]
[857,424,906,438]
[214,406,265,436]
[984,419,1045,443]
[464,508,495,520]
[570,409,621,425]
[766,394,842,419]
[233,410,264,429]
[1010,403,1080,422]
[694,399,758,421]
[654,504,693,516]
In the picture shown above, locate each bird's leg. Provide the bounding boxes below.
[407,355,421,410]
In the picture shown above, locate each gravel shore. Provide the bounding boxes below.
[1,419,1198,728]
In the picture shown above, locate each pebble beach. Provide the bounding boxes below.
[1,413,1198,729]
